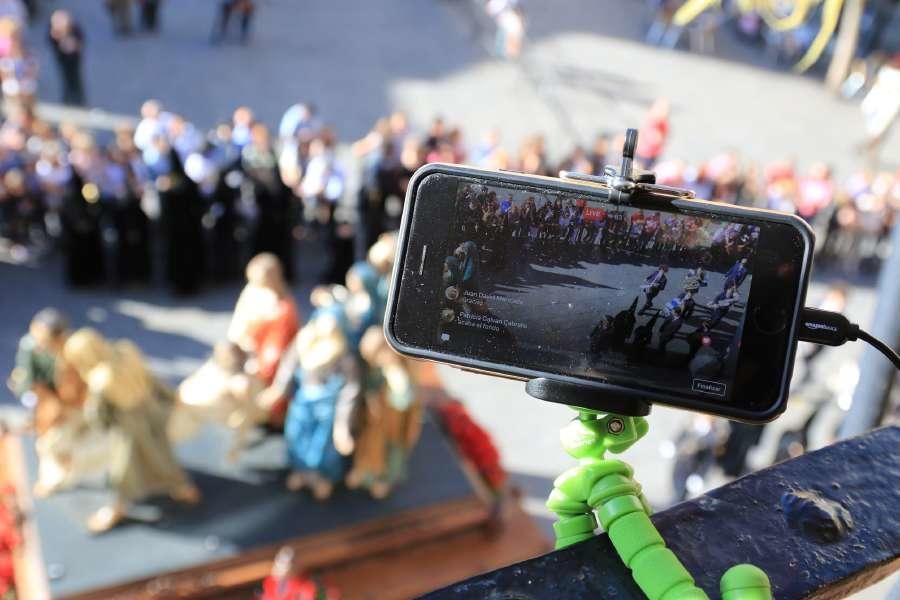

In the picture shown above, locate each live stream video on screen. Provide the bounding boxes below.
[437,181,761,400]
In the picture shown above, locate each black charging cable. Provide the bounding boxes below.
[797,307,900,370]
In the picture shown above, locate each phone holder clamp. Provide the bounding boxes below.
[559,128,697,204]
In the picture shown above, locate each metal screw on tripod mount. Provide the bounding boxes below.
[559,128,696,203]
[607,418,625,435]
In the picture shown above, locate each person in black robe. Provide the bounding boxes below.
[60,169,105,286]
[113,194,152,285]
[48,10,86,106]
[106,147,152,285]
[185,140,243,284]
[209,157,243,282]
[610,297,639,351]
[156,142,206,295]
[629,312,659,364]
[242,123,293,281]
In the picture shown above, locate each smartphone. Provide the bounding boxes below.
[385,164,814,422]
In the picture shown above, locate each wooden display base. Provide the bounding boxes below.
[2,411,549,599]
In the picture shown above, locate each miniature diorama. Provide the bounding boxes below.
[1,214,544,598]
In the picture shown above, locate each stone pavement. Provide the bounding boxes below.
[7,1,898,595]
[27,0,900,170]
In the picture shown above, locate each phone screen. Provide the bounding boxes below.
[432,179,762,403]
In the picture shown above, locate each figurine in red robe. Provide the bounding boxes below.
[259,547,338,600]
[227,253,300,422]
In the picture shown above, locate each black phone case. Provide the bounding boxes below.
[384,163,815,423]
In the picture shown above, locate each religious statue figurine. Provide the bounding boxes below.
[283,307,361,500]
[7,309,99,498]
[259,547,338,600]
[177,342,266,461]
[342,261,382,350]
[62,328,201,532]
[227,253,300,386]
[346,327,421,499]
[365,231,398,320]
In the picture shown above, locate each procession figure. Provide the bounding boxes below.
[658,305,684,355]
[682,267,707,294]
[346,327,422,498]
[640,264,668,312]
[63,328,200,532]
[629,312,659,364]
[626,209,645,251]
[708,284,740,329]
[662,291,695,322]
[638,211,661,252]
[723,257,749,290]
[611,297,640,351]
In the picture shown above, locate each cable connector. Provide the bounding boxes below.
[797,308,860,347]
[798,308,900,369]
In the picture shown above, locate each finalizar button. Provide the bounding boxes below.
[692,379,726,396]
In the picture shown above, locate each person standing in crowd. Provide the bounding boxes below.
[147,134,206,295]
[59,159,104,286]
[138,0,162,33]
[352,117,391,258]
[230,106,254,149]
[636,97,670,169]
[0,22,38,111]
[278,101,319,142]
[105,0,133,36]
[184,135,243,283]
[48,10,85,106]
[242,122,293,281]
[134,100,172,152]
[107,127,152,285]
[212,0,255,44]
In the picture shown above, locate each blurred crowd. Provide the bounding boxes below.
[0,91,897,294]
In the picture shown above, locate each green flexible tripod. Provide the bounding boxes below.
[527,378,772,600]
